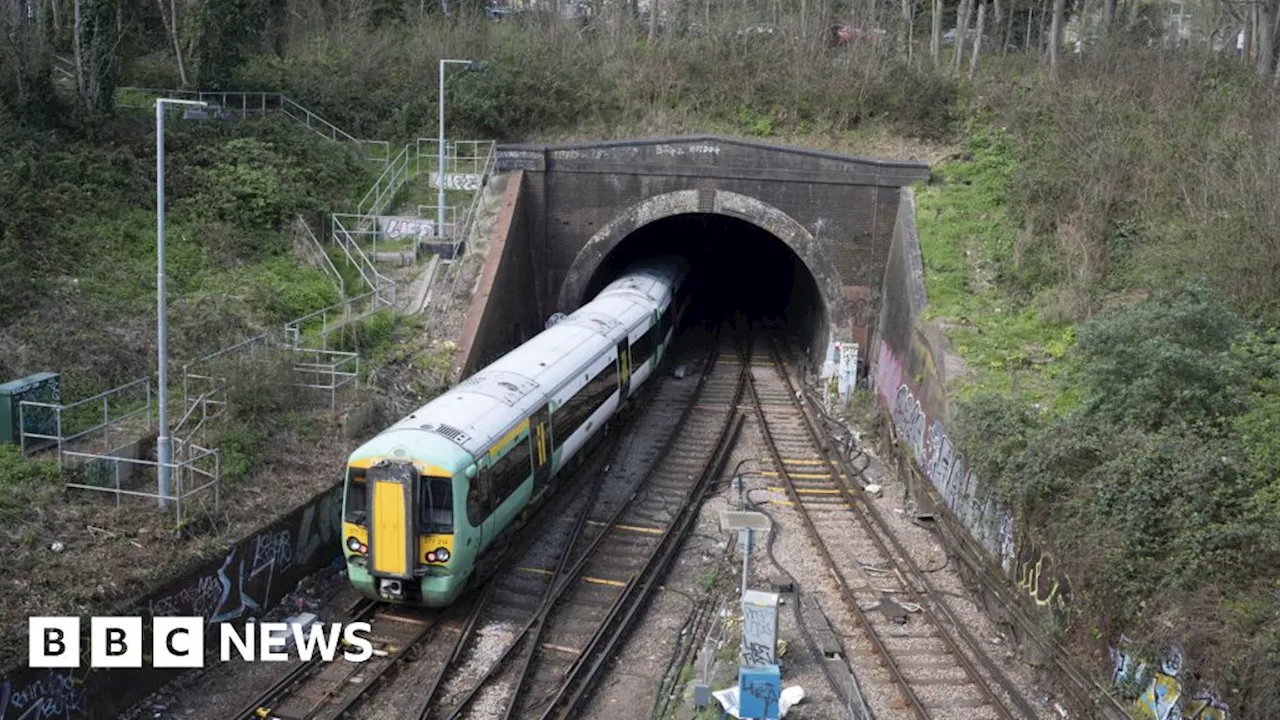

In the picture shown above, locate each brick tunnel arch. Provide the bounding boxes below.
[557,189,851,366]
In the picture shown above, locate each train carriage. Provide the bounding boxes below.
[341,258,690,606]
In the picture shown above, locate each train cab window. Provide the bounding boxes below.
[420,478,454,533]
[344,470,367,525]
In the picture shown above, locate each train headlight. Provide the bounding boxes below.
[436,548,450,562]
[346,536,361,552]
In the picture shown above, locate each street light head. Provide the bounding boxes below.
[465,60,486,72]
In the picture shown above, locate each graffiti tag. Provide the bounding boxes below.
[1,672,89,720]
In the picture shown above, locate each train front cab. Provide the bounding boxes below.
[341,457,471,606]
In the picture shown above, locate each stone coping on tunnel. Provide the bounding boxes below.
[495,135,931,186]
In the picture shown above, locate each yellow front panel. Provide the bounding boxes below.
[371,479,409,576]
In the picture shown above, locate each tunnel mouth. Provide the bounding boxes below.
[580,213,829,363]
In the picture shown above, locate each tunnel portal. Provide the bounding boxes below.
[581,213,829,364]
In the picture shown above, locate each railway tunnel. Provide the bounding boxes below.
[577,213,830,359]
[456,136,931,378]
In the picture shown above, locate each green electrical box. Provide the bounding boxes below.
[0,372,62,448]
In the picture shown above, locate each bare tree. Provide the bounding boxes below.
[954,0,972,69]
[931,0,942,64]
[155,0,188,86]
[70,0,120,113]
[970,0,986,76]
[1048,0,1064,76]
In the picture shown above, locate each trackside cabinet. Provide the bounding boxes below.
[0,372,61,448]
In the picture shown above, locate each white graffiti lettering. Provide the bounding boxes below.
[1,673,88,720]
[250,530,292,578]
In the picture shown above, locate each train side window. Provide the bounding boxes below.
[631,325,657,369]
[420,478,454,533]
[489,435,532,506]
[551,359,618,448]
[344,471,367,525]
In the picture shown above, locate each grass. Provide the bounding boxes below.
[913,125,1082,415]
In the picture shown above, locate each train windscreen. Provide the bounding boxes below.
[420,478,454,533]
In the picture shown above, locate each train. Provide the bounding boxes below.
[340,257,691,606]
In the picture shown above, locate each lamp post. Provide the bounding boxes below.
[155,98,208,509]
[438,59,482,242]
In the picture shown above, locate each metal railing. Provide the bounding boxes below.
[284,288,386,350]
[115,88,390,165]
[357,143,413,221]
[331,214,397,303]
[179,333,274,419]
[415,139,495,187]
[292,348,360,410]
[296,216,344,296]
[19,378,153,467]
[62,442,220,524]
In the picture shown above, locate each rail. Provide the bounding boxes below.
[114,87,390,164]
[291,348,360,410]
[61,441,220,524]
[357,143,413,221]
[295,215,344,296]
[331,214,396,303]
[747,332,1038,720]
[19,377,152,467]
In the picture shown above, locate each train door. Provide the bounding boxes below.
[531,404,552,488]
[616,340,632,402]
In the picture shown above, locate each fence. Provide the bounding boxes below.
[357,143,413,221]
[296,216,344,297]
[115,88,391,165]
[284,288,389,350]
[292,348,361,410]
[331,214,397,303]
[19,377,152,468]
[60,442,220,525]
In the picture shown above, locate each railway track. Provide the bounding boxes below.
[428,324,747,720]
[742,329,1041,720]
[228,599,451,720]
[233,382,651,720]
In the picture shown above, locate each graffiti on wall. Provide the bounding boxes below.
[874,338,1016,573]
[379,216,437,242]
[0,484,344,720]
[1,671,89,720]
[1013,539,1070,615]
[1111,644,1229,720]
[149,486,341,624]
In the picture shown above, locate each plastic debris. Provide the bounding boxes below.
[864,483,883,497]
[712,684,805,718]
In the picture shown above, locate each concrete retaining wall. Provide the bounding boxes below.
[0,482,343,720]
[456,170,546,379]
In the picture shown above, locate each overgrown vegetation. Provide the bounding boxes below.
[909,50,1280,714]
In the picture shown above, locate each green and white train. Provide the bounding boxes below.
[341,257,690,606]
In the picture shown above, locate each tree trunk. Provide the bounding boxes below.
[1002,0,1014,53]
[155,0,187,87]
[953,0,971,69]
[72,0,85,105]
[1258,0,1275,74]
[931,0,942,64]
[1048,0,1064,76]
[647,0,657,42]
[1025,1,1033,52]
[970,0,986,76]
[1102,0,1114,30]
[902,0,912,60]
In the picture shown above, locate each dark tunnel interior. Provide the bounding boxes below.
[581,213,829,364]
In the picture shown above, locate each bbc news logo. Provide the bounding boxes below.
[29,617,374,668]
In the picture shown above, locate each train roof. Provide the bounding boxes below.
[348,260,682,467]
